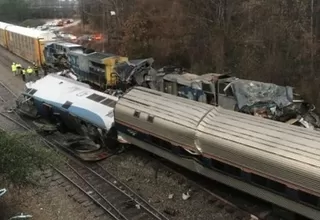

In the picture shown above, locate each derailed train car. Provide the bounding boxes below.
[43,42,156,90]
[16,74,120,160]
[114,87,320,220]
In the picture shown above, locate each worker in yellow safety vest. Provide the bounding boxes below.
[16,63,22,75]
[26,66,33,75]
[32,62,39,78]
[11,62,16,75]
[21,68,26,82]
[26,66,33,82]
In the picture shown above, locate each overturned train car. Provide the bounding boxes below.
[16,74,120,160]
[115,87,320,220]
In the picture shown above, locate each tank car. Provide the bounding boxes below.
[114,86,320,220]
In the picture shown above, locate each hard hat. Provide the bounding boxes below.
[12,62,15,64]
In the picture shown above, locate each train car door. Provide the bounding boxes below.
[41,102,53,118]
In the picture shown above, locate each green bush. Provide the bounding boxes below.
[0,131,62,185]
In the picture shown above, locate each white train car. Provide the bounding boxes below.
[114,86,320,220]
[20,74,118,141]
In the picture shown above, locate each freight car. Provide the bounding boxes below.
[115,87,320,220]
[0,21,56,66]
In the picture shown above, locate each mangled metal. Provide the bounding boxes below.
[157,71,320,130]
[229,80,320,129]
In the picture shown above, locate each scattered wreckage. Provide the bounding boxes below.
[0,188,32,219]
[159,72,320,130]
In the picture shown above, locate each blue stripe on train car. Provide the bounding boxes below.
[33,98,107,129]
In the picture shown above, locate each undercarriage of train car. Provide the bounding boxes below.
[14,90,118,161]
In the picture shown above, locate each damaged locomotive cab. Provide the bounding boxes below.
[15,74,121,161]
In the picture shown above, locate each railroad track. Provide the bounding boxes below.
[1,112,169,220]
[0,82,169,220]
[0,80,17,103]
[54,160,169,220]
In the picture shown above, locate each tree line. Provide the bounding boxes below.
[80,0,320,110]
[0,0,76,22]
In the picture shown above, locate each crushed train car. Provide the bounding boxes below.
[160,72,320,129]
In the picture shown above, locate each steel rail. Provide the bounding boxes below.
[53,166,121,220]
[92,163,169,220]
[0,106,168,220]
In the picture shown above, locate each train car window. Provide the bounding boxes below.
[147,115,154,123]
[133,111,140,118]
[211,159,225,171]
[298,190,319,207]
[268,179,286,193]
[225,164,241,177]
[202,82,213,93]
[87,93,105,102]
[101,99,116,107]
[62,101,73,109]
[106,111,114,118]
[251,173,268,186]
[29,89,37,95]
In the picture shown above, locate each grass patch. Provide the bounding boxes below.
[0,130,62,185]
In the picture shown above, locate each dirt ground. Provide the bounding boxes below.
[0,46,96,220]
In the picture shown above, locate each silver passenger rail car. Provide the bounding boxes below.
[114,86,320,220]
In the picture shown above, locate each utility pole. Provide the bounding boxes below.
[102,6,105,52]
[311,0,315,76]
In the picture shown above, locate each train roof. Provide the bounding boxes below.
[51,41,83,48]
[118,87,214,128]
[0,21,10,29]
[117,87,320,195]
[86,52,117,62]
[5,24,56,40]
[25,74,118,129]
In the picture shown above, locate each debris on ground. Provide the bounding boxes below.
[182,191,190,200]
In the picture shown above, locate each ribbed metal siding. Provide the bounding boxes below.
[198,107,320,195]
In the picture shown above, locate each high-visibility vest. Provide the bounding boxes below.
[16,64,21,68]
[26,68,33,74]
[22,70,26,75]
[11,64,16,71]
